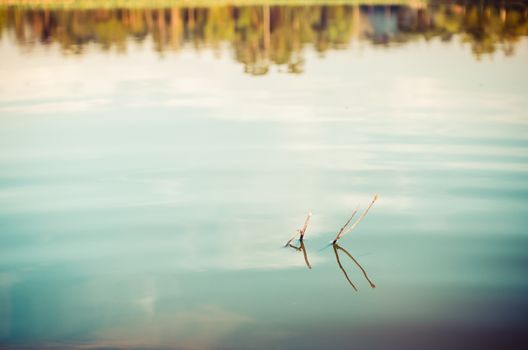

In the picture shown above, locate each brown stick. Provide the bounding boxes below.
[334,208,358,241]
[284,229,300,247]
[299,210,312,241]
[333,194,378,243]
[284,210,312,246]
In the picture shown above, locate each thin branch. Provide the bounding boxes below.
[284,229,300,247]
[333,208,358,242]
[333,194,378,244]
[299,210,312,240]
[284,210,312,246]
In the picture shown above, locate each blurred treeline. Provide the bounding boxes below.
[0,1,424,8]
[0,2,526,74]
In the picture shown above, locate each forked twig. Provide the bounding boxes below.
[336,207,358,238]
[284,230,300,247]
[332,194,378,244]
[284,210,312,246]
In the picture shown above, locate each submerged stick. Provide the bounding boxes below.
[332,194,378,244]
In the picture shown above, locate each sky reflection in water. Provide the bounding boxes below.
[0,1,528,349]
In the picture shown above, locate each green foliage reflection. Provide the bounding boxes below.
[0,2,526,74]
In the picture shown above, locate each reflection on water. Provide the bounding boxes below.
[286,240,312,269]
[1,1,527,74]
[1,1,528,350]
[333,243,376,291]
[286,240,376,288]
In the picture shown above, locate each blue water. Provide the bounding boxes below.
[0,3,528,349]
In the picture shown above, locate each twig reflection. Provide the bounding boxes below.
[286,240,312,270]
[332,244,357,291]
[333,243,375,291]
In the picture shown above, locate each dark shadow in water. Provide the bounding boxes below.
[286,240,312,270]
[333,243,375,291]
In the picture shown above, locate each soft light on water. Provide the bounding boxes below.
[0,2,527,349]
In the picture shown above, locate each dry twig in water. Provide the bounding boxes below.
[284,210,312,246]
[332,194,379,244]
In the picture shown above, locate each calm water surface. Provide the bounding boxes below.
[1,2,528,349]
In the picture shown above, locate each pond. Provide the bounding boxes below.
[0,1,527,349]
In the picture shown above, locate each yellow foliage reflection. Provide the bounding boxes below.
[0,2,526,74]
